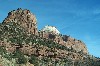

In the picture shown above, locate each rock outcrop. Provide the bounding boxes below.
[2,8,88,55]
[0,8,98,66]
[40,28,88,54]
[3,8,38,35]
[1,8,88,55]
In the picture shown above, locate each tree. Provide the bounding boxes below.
[17,56,27,64]
[13,49,27,64]
[29,55,39,66]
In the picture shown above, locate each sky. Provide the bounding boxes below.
[0,0,100,57]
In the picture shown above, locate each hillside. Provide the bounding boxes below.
[0,8,100,66]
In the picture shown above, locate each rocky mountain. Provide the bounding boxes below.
[3,8,38,35]
[40,26,88,54]
[0,8,100,66]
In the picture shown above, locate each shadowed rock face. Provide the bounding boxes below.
[3,8,38,35]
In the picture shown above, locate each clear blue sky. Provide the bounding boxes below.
[0,0,100,57]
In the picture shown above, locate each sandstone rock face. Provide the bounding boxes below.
[0,8,99,66]
[65,37,88,54]
[0,40,86,61]
[2,8,88,54]
[40,27,88,54]
[3,8,38,35]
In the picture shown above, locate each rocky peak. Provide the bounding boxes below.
[3,8,38,35]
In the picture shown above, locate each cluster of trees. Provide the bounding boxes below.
[28,55,100,66]
[12,49,27,64]
[0,47,27,64]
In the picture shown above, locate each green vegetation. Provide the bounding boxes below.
[29,55,39,66]
[0,22,100,66]
[13,49,27,64]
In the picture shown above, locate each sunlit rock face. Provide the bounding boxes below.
[40,25,88,54]
[41,25,60,35]
[3,8,38,35]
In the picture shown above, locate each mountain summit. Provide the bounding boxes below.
[3,8,38,35]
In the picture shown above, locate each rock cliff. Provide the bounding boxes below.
[3,8,38,35]
[0,8,99,66]
[2,8,88,55]
[40,27,88,54]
